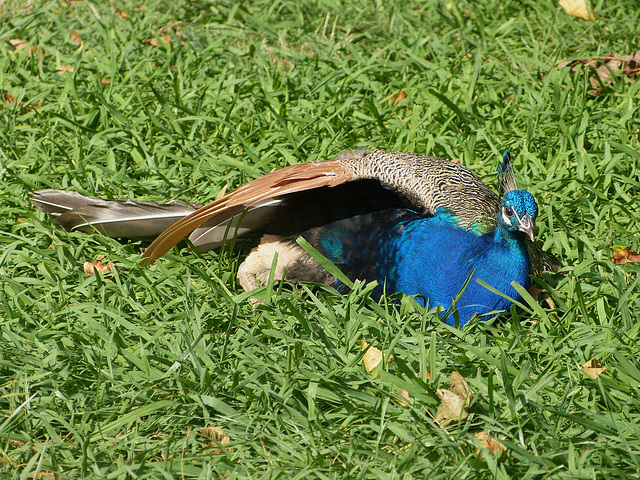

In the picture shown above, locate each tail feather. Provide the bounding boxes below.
[30,190,201,239]
[188,198,283,252]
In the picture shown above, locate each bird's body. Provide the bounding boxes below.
[30,149,555,325]
[302,189,535,324]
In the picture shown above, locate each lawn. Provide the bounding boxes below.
[1,0,639,478]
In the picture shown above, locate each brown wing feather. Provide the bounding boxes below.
[141,160,352,263]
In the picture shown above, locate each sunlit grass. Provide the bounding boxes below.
[1,0,639,477]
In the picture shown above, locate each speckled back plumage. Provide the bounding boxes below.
[338,149,501,230]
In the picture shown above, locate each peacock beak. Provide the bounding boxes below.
[517,213,535,242]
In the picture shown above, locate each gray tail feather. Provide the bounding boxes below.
[30,190,201,239]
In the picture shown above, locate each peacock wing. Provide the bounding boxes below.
[141,159,354,263]
[142,149,504,264]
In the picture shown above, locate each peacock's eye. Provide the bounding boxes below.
[504,206,515,217]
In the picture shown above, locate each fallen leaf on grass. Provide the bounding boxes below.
[29,473,55,479]
[57,65,74,75]
[398,390,411,406]
[611,246,640,265]
[559,51,640,88]
[559,0,593,20]
[9,38,36,55]
[199,426,231,454]
[435,371,471,426]
[70,30,82,47]
[582,358,606,379]
[142,35,171,47]
[83,260,116,276]
[389,91,407,106]
[356,340,384,373]
[475,432,506,458]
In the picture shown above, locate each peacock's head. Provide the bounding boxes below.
[498,190,538,242]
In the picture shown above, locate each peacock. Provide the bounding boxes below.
[30,149,556,325]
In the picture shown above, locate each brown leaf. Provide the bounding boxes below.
[357,340,384,374]
[2,92,17,103]
[475,432,506,458]
[70,30,82,47]
[582,358,606,379]
[435,389,468,426]
[27,102,43,112]
[9,38,36,54]
[398,389,411,406]
[559,51,640,89]
[435,371,472,426]
[83,260,116,276]
[450,371,471,407]
[611,246,640,265]
[199,426,231,454]
[57,65,74,75]
[559,0,594,20]
[117,11,128,19]
[389,91,407,106]
[143,35,171,47]
[143,38,159,47]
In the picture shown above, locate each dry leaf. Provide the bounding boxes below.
[435,371,472,426]
[117,11,128,19]
[436,389,468,426]
[450,371,471,404]
[356,340,383,374]
[199,426,231,454]
[611,246,640,265]
[70,30,82,47]
[582,358,606,379]
[559,51,640,91]
[30,473,55,479]
[390,91,407,106]
[398,390,411,406]
[57,65,74,75]
[475,432,506,458]
[559,0,593,20]
[83,260,115,276]
[9,38,36,54]
[143,35,171,47]
[101,78,110,84]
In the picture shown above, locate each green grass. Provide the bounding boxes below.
[1,0,640,477]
